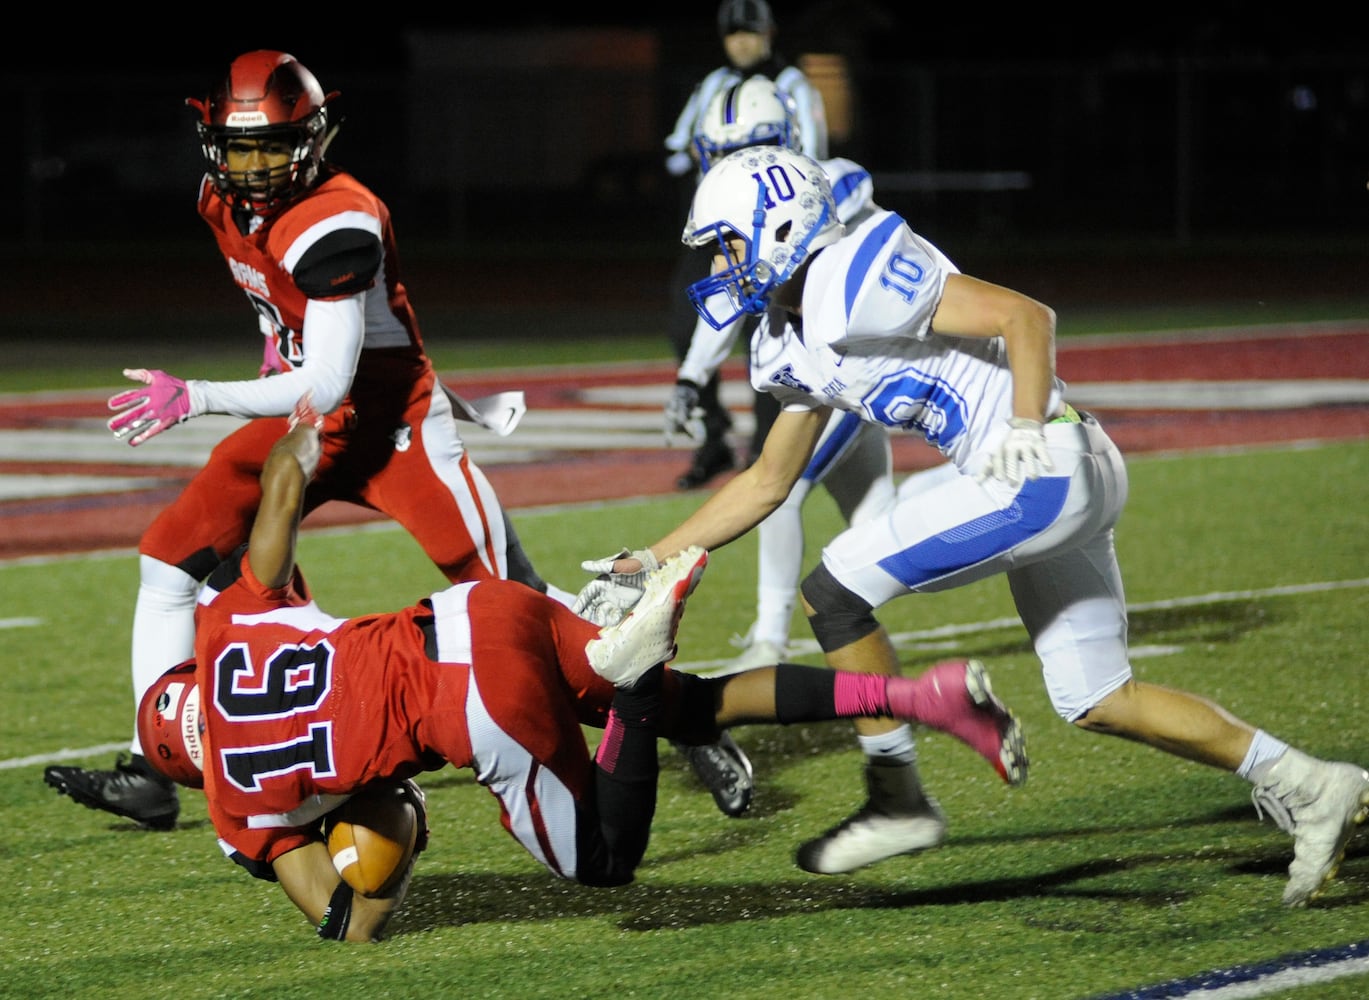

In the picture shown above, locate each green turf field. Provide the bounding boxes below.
[3,274,1368,998]
[4,442,1368,998]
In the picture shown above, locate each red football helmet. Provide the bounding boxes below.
[137,659,206,789]
[187,50,339,214]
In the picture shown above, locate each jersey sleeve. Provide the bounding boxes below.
[187,295,364,418]
[822,158,876,226]
[777,66,829,160]
[839,214,959,344]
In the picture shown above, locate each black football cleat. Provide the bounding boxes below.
[674,732,754,818]
[676,439,736,490]
[44,753,179,831]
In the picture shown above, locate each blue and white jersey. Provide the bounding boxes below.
[822,157,875,227]
[751,210,1065,471]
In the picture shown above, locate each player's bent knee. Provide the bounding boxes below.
[801,563,879,652]
[138,555,200,599]
[1066,678,1139,733]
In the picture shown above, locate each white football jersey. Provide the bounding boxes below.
[751,210,1065,470]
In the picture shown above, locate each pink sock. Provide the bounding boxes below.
[596,711,626,772]
[832,672,891,718]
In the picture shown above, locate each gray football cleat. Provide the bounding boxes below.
[675,731,755,818]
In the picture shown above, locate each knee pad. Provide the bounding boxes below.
[801,563,879,652]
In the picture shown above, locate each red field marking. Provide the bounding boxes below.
[3,328,1366,560]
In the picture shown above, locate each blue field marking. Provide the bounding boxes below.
[1090,939,1369,999]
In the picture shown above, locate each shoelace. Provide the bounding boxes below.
[1251,784,1297,835]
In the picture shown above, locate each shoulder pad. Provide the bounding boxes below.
[294,228,382,298]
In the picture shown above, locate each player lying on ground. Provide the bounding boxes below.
[133,394,1026,941]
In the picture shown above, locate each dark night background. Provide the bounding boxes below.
[5,5,1369,289]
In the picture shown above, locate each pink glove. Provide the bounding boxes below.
[284,392,325,479]
[107,368,192,447]
[288,390,324,432]
[259,334,285,377]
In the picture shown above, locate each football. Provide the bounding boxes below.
[324,783,419,897]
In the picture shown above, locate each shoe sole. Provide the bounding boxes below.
[586,547,709,684]
[964,660,1029,788]
[1285,779,1369,907]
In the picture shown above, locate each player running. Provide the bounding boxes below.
[577,146,1369,905]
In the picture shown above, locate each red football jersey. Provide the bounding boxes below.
[196,169,423,369]
[194,551,615,873]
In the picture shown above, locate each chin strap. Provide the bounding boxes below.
[316,880,354,941]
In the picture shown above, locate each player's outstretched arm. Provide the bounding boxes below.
[247,393,323,589]
[645,406,829,564]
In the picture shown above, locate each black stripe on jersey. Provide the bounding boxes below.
[204,542,249,594]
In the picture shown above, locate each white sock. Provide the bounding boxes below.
[1239,729,1292,781]
[858,724,918,766]
[128,557,199,755]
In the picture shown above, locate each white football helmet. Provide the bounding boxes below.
[692,75,800,173]
[683,147,843,330]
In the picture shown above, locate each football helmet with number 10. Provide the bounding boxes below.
[683,147,843,330]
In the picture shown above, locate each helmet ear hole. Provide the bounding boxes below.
[684,146,842,330]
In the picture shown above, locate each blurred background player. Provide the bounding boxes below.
[662,0,828,490]
[44,50,570,832]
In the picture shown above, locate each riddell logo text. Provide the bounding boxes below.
[229,258,269,296]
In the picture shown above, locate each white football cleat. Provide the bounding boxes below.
[729,638,786,673]
[796,761,947,875]
[1251,748,1369,906]
[586,546,708,687]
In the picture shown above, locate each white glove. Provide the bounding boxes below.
[572,548,660,625]
[572,579,643,627]
[664,380,704,445]
[977,418,1053,487]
